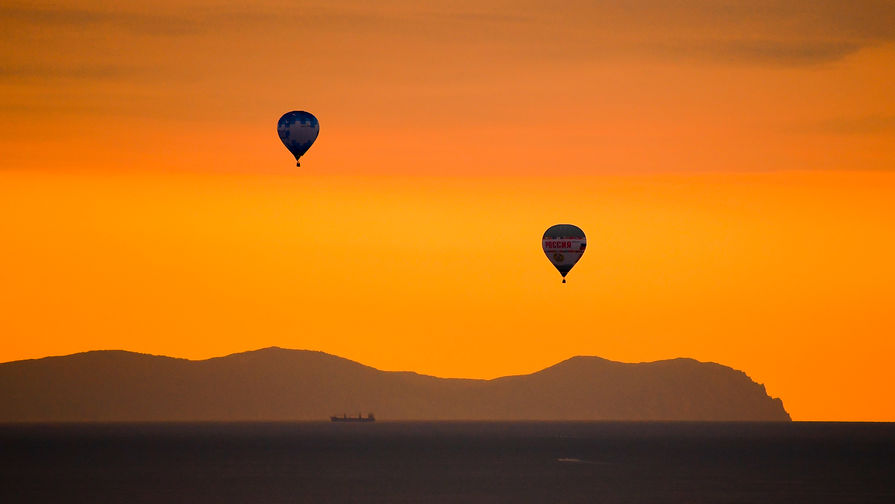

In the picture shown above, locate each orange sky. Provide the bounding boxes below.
[2,1,895,420]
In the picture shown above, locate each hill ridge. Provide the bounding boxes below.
[0,348,790,422]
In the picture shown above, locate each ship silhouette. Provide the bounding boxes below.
[330,412,375,422]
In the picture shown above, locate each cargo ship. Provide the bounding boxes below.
[330,413,375,422]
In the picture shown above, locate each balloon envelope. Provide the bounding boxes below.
[277,111,319,166]
[542,224,586,282]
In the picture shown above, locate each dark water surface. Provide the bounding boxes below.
[2,422,893,503]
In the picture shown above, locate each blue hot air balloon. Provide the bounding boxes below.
[542,224,587,283]
[277,111,319,167]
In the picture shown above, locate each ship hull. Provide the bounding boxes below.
[330,415,375,422]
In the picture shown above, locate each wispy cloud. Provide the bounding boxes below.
[421,10,533,24]
[561,0,895,65]
[0,5,202,35]
[4,1,895,66]
[815,115,895,135]
[0,64,140,81]
[648,39,867,66]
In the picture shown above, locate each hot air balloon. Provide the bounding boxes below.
[277,111,319,167]
[542,224,586,283]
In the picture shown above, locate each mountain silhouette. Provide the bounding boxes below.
[0,347,790,421]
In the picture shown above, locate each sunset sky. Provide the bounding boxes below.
[3,1,895,421]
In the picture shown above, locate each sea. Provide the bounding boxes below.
[1,422,893,503]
